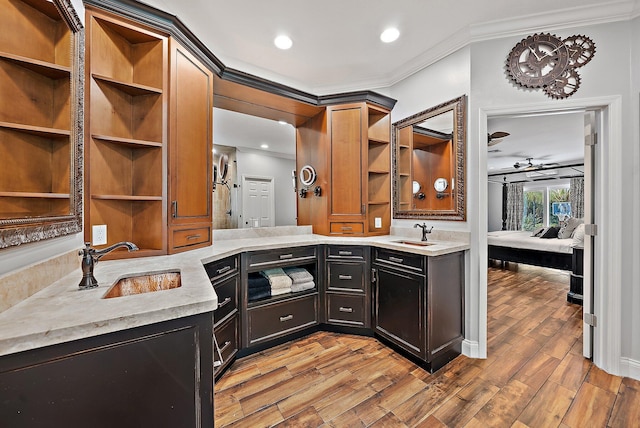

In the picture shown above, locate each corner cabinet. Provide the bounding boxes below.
[167,39,213,254]
[297,102,391,236]
[373,248,464,372]
[85,7,212,259]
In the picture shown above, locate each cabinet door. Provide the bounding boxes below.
[374,265,425,359]
[329,104,365,219]
[168,39,212,227]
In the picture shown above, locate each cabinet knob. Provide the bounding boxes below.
[339,307,353,313]
[279,314,294,322]
[338,275,353,280]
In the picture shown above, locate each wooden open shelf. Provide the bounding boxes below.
[92,134,163,148]
[367,106,390,143]
[92,74,162,96]
[0,51,71,79]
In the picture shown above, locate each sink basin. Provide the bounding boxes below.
[393,240,435,247]
[103,270,181,298]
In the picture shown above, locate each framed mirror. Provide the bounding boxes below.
[392,95,466,220]
[0,0,84,248]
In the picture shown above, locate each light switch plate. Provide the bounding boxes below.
[374,217,382,228]
[92,224,107,245]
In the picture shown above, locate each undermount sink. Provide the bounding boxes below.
[393,240,435,247]
[103,270,181,299]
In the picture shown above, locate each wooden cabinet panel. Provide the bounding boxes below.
[327,294,366,326]
[330,222,364,235]
[327,262,366,292]
[213,274,239,326]
[171,226,211,249]
[214,314,239,379]
[169,40,212,225]
[330,106,363,217]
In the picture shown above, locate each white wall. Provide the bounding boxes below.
[469,20,638,375]
[235,150,297,227]
[487,181,503,231]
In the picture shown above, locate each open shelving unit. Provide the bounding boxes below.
[366,105,391,235]
[0,0,73,219]
[85,9,168,258]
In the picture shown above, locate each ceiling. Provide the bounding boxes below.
[139,0,629,160]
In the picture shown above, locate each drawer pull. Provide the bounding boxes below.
[186,234,202,240]
[216,265,231,275]
[279,254,293,260]
[341,226,353,231]
[338,250,353,256]
[280,314,294,322]
[389,256,404,263]
[339,307,353,313]
[338,275,353,280]
[217,297,232,309]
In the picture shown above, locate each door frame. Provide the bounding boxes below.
[240,174,275,228]
[478,95,623,375]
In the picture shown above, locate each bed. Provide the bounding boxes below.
[488,229,584,304]
[488,230,574,270]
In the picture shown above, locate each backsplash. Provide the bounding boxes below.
[0,250,78,313]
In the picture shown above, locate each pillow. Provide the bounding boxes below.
[539,226,560,239]
[557,217,584,239]
[571,223,586,248]
[530,226,545,237]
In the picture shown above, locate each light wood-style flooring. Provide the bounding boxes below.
[214,265,640,427]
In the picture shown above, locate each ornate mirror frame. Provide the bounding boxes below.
[0,0,84,248]
[392,95,466,221]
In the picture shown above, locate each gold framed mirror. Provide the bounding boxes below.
[0,0,83,248]
[392,95,466,221]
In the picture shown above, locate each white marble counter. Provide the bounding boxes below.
[0,231,468,357]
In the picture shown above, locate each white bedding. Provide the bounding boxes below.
[487,230,574,254]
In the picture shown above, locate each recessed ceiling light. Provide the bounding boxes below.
[274,35,293,50]
[278,120,288,126]
[380,28,400,43]
[260,144,269,149]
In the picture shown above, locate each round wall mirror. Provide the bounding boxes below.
[299,165,317,186]
[218,154,229,181]
[434,178,448,192]
[412,181,421,194]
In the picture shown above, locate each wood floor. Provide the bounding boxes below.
[214,265,640,427]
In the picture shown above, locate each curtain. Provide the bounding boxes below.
[505,182,524,230]
[570,177,585,218]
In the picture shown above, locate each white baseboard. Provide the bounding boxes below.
[462,339,482,359]
[619,357,640,381]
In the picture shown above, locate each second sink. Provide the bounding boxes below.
[103,270,181,299]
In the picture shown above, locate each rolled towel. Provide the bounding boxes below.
[283,267,314,284]
[260,268,293,290]
[248,274,270,290]
[248,286,271,302]
[291,280,315,293]
[270,286,292,296]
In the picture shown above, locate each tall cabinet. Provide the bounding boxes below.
[85,7,212,258]
[297,101,391,236]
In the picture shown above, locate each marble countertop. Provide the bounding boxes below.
[0,232,468,357]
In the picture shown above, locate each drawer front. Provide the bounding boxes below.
[374,248,425,273]
[204,255,239,283]
[248,295,318,345]
[330,222,364,235]
[327,262,365,292]
[213,275,239,326]
[247,246,316,268]
[171,226,211,249]
[214,315,239,374]
[326,245,366,260]
[327,294,366,326]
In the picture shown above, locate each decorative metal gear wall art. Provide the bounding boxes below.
[506,33,595,99]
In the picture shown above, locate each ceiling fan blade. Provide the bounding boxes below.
[490,131,510,139]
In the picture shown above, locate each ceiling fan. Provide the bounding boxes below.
[488,131,510,147]
[513,158,559,171]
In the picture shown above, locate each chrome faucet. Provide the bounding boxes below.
[78,242,138,289]
[413,223,433,241]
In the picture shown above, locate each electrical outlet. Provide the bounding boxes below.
[92,224,107,245]
[375,217,382,228]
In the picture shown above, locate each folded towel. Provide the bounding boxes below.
[270,286,292,296]
[283,267,314,284]
[248,275,270,290]
[260,268,293,290]
[291,280,315,293]
[248,286,271,302]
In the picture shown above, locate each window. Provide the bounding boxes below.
[522,183,570,231]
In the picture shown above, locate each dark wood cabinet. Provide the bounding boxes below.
[0,313,214,428]
[373,248,464,372]
[204,254,240,379]
[324,245,371,328]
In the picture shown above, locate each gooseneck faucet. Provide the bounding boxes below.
[78,242,138,290]
[413,223,434,242]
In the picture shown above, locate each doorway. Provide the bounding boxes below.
[241,175,275,228]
